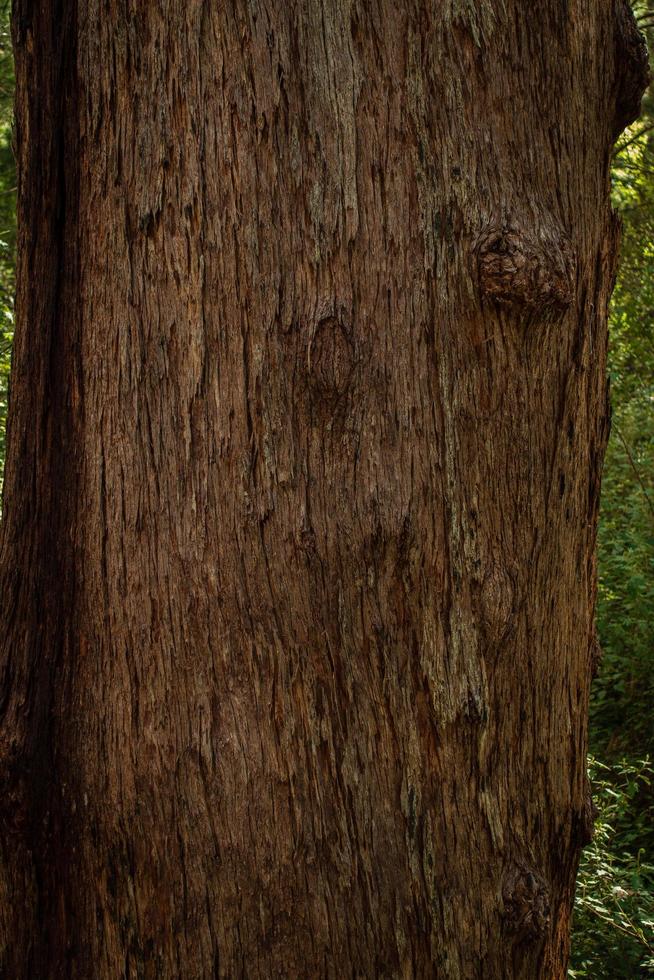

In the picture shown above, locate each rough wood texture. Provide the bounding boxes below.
[0,1,648,977]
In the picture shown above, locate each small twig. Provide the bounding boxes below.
[613,424,654,520]
[581,901,654,954]
[614,124,654,159]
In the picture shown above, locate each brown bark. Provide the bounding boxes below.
[0,1,648,977]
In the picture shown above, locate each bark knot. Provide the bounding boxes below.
[590,628,603,680]
[480,564,514,646]
[502,865,551,941]
[613,0,650,140]
[308,314,354,403]
[578,775,600,847]
[477,227,575,314]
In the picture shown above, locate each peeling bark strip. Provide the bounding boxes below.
[0,1,648,978]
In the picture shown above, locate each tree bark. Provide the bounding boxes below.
[0,1,648,977]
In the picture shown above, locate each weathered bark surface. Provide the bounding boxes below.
[0,1,648,977]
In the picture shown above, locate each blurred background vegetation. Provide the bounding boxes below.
[0,1,650,975]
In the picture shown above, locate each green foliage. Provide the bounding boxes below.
[589,0,654,759]
[593,0,654,757]
[571,759,654,978]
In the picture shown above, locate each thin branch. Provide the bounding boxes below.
[614,124,654,159]
[613,424,654,520]
[580,901,654,952]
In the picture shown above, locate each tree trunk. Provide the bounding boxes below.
[0,1,648,977]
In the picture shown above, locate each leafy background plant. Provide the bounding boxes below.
[571,759,654,977]
[0,2,651,974]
